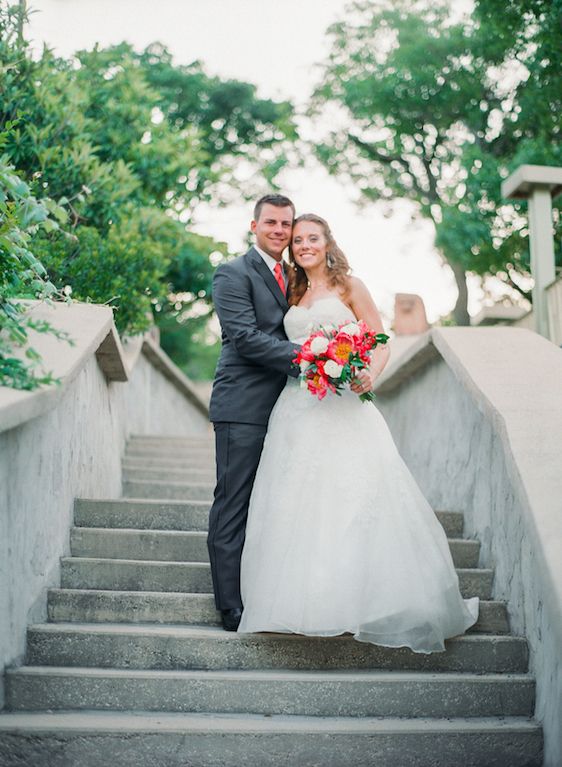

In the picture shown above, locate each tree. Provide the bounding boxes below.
[313,0,496,324]
[443,0,561,307]
[136,43,298,204]
[0,123,72,390]
[1,3,298,379]
[312,0,561,324]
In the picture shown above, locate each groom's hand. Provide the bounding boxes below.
[351,369,375,395]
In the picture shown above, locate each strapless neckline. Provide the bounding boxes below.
[290,296,353,314]
[284,296,356,343]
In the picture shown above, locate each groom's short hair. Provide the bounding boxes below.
[253,194,296,222]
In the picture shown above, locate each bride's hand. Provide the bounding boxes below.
[351,369,375,395]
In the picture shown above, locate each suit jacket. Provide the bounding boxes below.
[209,247,300,425]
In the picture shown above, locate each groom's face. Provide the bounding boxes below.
[251,204,294,260]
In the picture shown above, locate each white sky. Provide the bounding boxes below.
[23,0,485,324]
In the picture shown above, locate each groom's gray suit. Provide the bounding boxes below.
[208,246,299,610]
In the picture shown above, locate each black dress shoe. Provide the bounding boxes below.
[221,607,243,631]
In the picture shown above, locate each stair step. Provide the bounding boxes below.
[128,435,214,446]
[124,451,215,467]
[0,711,543,767]
[123,479,214,501]
[70,528,209,562]
[59,558,493,598]
[60,558,212,593]
[74,500,464,538]
[6,666,535,717]
[126,440,214,451]
[122,465,215,483]
[68,529,479,567]
[47,588,508,633]
[123,456,216,470]
[75,499,210,531]
[26,624,528,673]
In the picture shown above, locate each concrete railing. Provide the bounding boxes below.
[546,275,562,346]
[507,273,562,345]
[0,301,210,708]
[374,327,562,767]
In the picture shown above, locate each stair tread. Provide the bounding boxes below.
[28,622,522,642]
[0,710,541,734]
[78,498,210,507]
[124,479,215,487]
[48,587,502,601]
[72,527,209,537]
[71,528,476,544]
[61,556,489,571]
[8,665,534,682]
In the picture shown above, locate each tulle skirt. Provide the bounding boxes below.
[238,378,478,653]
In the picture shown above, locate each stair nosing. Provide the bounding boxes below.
[0,710,541,735]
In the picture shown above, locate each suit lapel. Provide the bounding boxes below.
[247,247,289,311]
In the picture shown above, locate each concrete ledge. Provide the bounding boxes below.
[141,337,209,419]
[0,301,210,711]
[95,326,128,382]
[0,302,124,435]
[375,331,438,395]
[0,301,209,434]
[374,326,562,766]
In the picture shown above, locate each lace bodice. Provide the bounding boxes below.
[284,296,356,343]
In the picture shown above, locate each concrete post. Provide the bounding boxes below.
[527,188,556,336]
[502,164,562,339]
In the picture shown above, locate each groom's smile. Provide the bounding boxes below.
[251,202,294,260]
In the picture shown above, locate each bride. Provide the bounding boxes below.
[237,213,479,653]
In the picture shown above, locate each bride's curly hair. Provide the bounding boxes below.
[288,214,352,306]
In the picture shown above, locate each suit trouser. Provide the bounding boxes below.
[207,421,267,611]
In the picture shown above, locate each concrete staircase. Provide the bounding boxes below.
[0,435,543,766]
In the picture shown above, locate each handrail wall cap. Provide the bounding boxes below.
[502,163,562,199]
[0,300,117,434]
[0,300,209,434]
[376,325,562,641]
[140,336,209,418]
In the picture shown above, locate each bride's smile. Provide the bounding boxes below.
[292,221,328,273]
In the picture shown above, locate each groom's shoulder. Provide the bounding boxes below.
[214,248,257,278]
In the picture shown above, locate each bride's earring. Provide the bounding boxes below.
[326,251,334,269]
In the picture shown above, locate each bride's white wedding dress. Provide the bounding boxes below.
[237,296,479,653]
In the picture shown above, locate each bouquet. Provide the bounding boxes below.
[293,320,389,403]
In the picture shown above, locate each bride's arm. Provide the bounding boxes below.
[348,277,391,390]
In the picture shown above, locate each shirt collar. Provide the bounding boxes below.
[254,244,284,272]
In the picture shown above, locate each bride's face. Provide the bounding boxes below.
[292,221,328,271]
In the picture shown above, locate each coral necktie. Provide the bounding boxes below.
[273,262,286,296]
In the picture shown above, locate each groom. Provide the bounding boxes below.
[208,194,300,631]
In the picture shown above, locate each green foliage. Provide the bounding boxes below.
[154,231,228,380]
[1,2,298,385]
[312,0,561,324]
[136,43,298,201]
[0,126,71,390]
[156,310,221,381]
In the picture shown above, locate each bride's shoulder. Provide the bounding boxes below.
[347,277,381,317]
[347,276,371,300]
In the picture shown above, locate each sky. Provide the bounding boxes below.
[22,0,482,325]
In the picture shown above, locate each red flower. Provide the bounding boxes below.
[327,333,355,364]
[307,370,330,400]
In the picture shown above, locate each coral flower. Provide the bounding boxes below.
[327,333,355,364]
[307,371,330,400]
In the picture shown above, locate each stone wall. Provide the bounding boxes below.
[375,327,562,767]
[0,304,209,709]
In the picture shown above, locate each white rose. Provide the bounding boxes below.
[324,360,344,378]
[299,360,310,373]
[340,322,361,336]
[310,336,329,354]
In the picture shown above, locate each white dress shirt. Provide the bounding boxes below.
[254,244,288,289]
